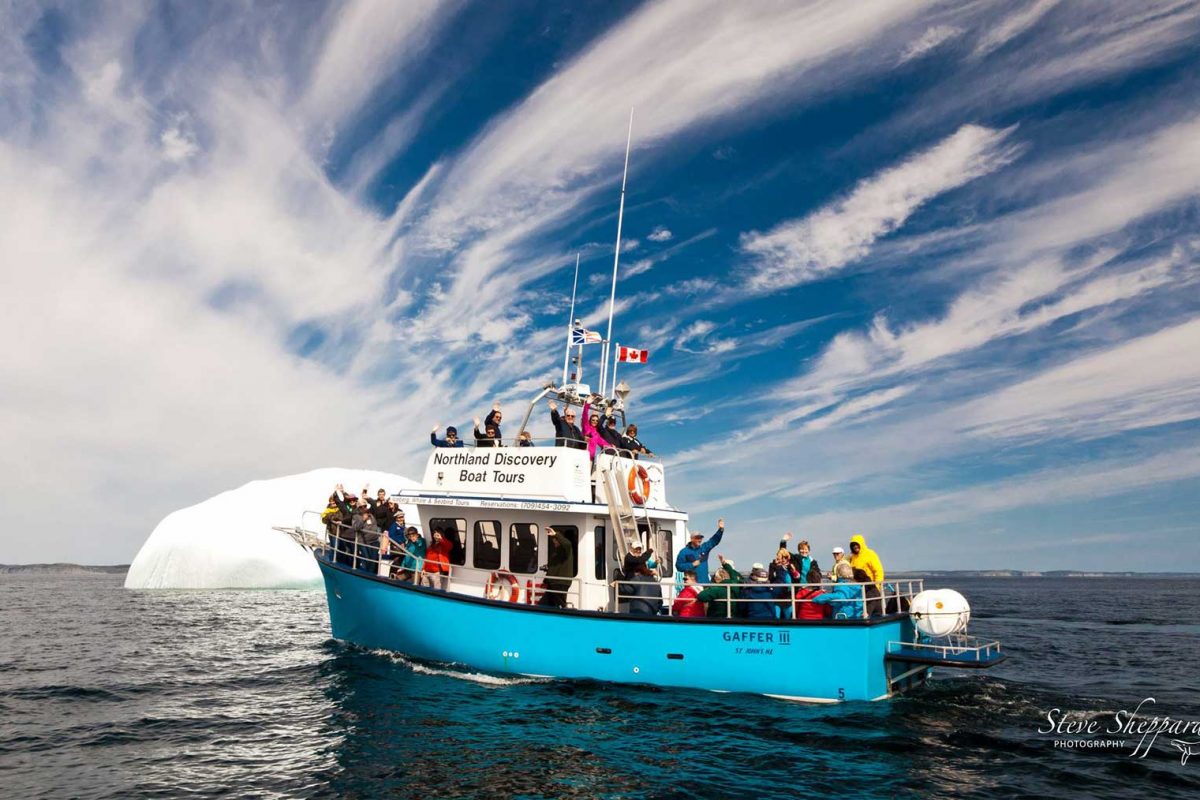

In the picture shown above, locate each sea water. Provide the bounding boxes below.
[2,574,1199,799]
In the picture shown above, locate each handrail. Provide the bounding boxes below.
[431,438,661,461]
[313,521,585,608]
[303,509,920,621]
[613,577,924,620]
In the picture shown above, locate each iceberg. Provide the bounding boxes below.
[125,468,417,589]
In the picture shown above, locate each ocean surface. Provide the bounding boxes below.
[2,574,1199,799]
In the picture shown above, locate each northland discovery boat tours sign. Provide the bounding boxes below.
[421,447,592,502]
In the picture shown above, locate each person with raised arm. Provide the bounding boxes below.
[696,555,742,619]
[484,402,503,440]
[580,399,611,459]
[548,401,586,449]
[473,416,501,447]
[430,425,464,448]
[674,518,725,584]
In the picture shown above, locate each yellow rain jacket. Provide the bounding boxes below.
[849,534,884,586]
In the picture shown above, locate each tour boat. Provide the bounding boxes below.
[280,122,1005,701]
[281,378,1005,702]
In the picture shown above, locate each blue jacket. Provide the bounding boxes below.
[430,431,464,447]
[812,582,864,620]
[674,527,724,583]
[740,583,787,620]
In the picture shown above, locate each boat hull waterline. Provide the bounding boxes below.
[320,559,927,702]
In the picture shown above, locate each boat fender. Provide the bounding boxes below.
[909,589,971,637]
[628,464,650,505]
[485,570,521,602]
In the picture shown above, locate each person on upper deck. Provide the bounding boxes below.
[849,534,884,587]
[484,404,503,439]
[813,561,864,619]
[620,424,652,457]
[430,425,464,448]
[672,571,705,617]
[794,566,830,620]
[674,518,724,584]
[740,564,788,620]
[548,401,586,450]
[581,401,611,459]
[622,564,664,616]
[473,417,501,447]
[517,431,535,447]
[696,556,741,619]
[599,415,624,449]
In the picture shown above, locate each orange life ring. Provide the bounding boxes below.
[485,570,521,602]
[628,464,650,505]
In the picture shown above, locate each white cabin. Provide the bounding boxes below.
[396,445,688,611]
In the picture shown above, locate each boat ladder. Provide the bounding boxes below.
[598,462,644,562]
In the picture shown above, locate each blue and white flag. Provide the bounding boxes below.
[571,325,602,345]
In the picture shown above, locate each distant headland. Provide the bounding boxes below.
[1,563,130,575]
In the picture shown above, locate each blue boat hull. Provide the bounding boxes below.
[319,559,927,702]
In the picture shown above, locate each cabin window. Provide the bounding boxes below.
[657,523,673,578]
[473,520,502,570]
[508,523,539,574]
[594,526,606,580]
[429,518,467,566]
[549,525,578,578]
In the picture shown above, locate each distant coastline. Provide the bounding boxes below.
[2,564,1198,578]
[1,564,129,575]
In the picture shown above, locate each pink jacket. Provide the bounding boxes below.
[581,402,609,459]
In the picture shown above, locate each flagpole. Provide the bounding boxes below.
[600,107,634,398]
[611,343,620,406]
[561,253,580,387]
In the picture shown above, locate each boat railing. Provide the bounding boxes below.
[438,439,661,462]
[308,518,586,608]
[614,577,925,620]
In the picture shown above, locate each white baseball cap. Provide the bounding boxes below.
[832,546,845,554]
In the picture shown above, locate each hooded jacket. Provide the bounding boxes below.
[697,563,742,619]
[849,534,884,585]
[740,581,787,620]
[812,582,864,620]
[549,407,586,449]
[424,537,452,574]
[399,534,427,572]
[672,583,706,617]
[673,526,724,584]
[581,402,611,459]
[794,585,831,620]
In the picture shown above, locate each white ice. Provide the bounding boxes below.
[124,468,417,589]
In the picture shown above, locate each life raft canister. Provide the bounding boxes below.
[628,463,650,505]
[485,570,521,602]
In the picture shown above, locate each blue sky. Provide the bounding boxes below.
[3,1,1200,570]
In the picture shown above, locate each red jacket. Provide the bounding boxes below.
[673,584,706,618]
[424,538,452,574]
[795,586,831,620]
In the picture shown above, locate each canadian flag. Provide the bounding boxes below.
[618,346,649,363]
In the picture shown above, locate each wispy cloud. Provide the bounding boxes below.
[739,124,1020,294]
[971,0,1059,59]
[898,25,962,64]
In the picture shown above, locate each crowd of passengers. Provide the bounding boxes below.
[319,485,577,604]
[321,486,894,621]
[618,522,894,621]
[430,398,652,458]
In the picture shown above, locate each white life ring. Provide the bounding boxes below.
[485,570,521,602]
